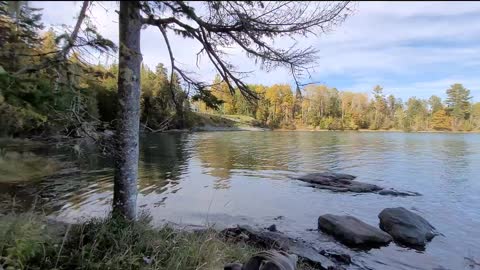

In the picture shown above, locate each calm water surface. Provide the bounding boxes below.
[2,131,480,270]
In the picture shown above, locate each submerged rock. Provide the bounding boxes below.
[295,172,421,196]
[378,207,438,248]
[378,189,421,197]
[222,225,348,269]
[296,173,383,193]
[318,214,392,248]
[297,173,357,182]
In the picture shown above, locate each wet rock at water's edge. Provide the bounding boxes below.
[267,224,277,232]
[222,225,350,269]
[242,250,298,270]
[378,207,439,248]
[318,214,392,248]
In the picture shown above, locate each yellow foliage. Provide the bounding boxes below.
[431,109,452,131]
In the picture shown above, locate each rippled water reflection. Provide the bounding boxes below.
[2,131,480,270]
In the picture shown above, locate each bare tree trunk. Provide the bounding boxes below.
[113,1,142,220]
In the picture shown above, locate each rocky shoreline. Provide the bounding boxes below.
[41,203,438,270]
[216,173,439,269]
[219,206,439,269]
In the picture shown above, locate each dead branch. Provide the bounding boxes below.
[141,1,354,99]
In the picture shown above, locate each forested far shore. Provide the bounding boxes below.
[195,79,479,132]
[1,3,479,139]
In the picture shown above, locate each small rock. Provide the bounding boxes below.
[318,214,392,248]
[267,224,277,232]
[143,256,153,265]
[378,207,438,248]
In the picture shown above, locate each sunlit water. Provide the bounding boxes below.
[1,131,480,269]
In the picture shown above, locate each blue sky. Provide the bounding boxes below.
[31,1,480,102]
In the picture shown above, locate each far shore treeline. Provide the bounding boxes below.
[1,4,479,138]
[196,78,479,132]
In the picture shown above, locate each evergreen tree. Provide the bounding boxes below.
[445,84,472,128]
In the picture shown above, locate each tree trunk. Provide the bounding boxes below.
[113,1,142,220]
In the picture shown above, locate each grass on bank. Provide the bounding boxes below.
[0,213,317,270]
[0,213,256,270]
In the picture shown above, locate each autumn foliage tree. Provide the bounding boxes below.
[431,109,451,131]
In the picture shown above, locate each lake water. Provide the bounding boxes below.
[1,131,480,270]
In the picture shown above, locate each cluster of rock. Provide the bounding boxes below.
[223,207,438,270]
[318,207,439,250]
[294,172,421,196]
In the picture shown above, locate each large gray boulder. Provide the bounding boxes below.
[378,207,438,248]
[318,214,392,248]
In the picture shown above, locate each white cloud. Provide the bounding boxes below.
[30,1,480,100]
